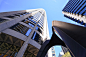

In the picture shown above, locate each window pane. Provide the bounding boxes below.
[0,18,8,23]
[23,44,39,57]
[31,32,43,45]
[0,33,24,57]
[28,23,34,27]
[52,54,55,56]
[10,23,31,36]
[36,26,42,34]
[27,18,36,24]
[25,29,32,36]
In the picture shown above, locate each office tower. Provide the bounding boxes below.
[62,0,86,26]
[51,47,56,57]
[0,9,50,57]
[58,50,64,57]
[61,46,68,54]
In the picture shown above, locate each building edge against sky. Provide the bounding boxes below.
[62,0,86,26]
[61,0,86,56]
[0,8,52,57]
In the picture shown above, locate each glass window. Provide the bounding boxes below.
[23,14,25,15]
[28,23,34,27]
[36,26,42,34]
[52,54,55,56]
[27,18,36,24]
[0,18,8,23]
[52,51,55,53]
[36,27,38,30]
[20,15,22,17]
[23,44,39,57]
[31,32,43,45]
[14,14,20,16]
[0,33,24,57]
[25,29,32,36]
[22,19,35,27]
[29,16,34,19]
[10,23,31,36]
[5,16,15,18]
[37,24,41,27]
[37,24,43,29]
[22,19,29,24]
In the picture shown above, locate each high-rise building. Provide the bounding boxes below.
[0,9,50,57]
[58,50,64,57]
[60,0,86,56]
[62,0,86,26]
[51,47,56,57]
[61,46,68,54]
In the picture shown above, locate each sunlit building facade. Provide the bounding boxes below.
[0,9,50,57]
[51,47,56,57]
[62,0,86,26]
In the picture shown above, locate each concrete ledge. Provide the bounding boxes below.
[28,39,41,49]
[2,29,27,41]
[0,14,31,32]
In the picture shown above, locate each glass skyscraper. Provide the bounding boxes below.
[0,9,50,57]
[51,47,56,57]
[62,0,86,26]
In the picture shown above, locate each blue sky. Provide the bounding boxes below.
[0,0,80,57]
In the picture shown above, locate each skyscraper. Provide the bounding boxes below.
[51,47,56,57]
[62,0,86,26]
[0,9,50,57]
[58,50,64,57]
[60,0,86,56]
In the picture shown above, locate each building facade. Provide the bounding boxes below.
[0,9,50,57]
[61,46,68,54]
[62,0,86,26]
[58,50,64,57]
[51,47,56,57]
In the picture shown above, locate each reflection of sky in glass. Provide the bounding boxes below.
[32,32,36,39]
[55,32,62,40]
[25,29,32,36]
[28,23,34,27]
[76,0,85,14]
[28,18,36,24]
[74,0,85,13]
[36,27,38,30]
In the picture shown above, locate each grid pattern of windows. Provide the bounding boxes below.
[0,9,48,57]
[0,18,8,23]
[27,17,36,24]
[38,15,44,27]
[0,33,24,57]
[22,19,35,27]
[5,12,30,19]
[31,32,43,45]
[10,23,32,36]
[23,44,39,57]
[64,15,85,26]
[62,0,86,15]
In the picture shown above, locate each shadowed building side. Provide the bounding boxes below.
[37,20,86,57]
